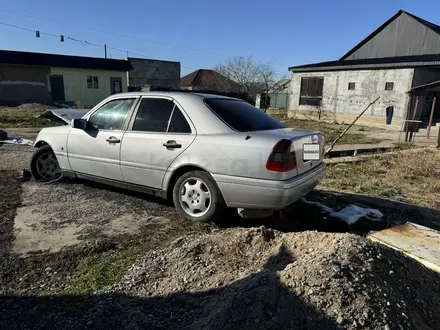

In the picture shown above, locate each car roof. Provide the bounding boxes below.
[111,91,243,101]
[103,91,244,135]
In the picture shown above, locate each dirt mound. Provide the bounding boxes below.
[102,227,440,329]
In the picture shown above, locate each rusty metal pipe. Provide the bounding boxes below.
[427,96,437,139]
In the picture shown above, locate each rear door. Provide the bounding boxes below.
[67,97,138,180]
[120,97,196,189]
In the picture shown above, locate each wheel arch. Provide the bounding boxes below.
[165,164,209,201]
[34,140,50,148]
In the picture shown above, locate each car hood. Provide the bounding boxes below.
[37,109,90,124]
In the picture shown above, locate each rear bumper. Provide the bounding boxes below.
[214,163,326,209]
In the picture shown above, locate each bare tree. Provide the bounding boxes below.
[314,99,324,121]
[215,56,285,108]
[214,56,261,98]
[258,62,280,112]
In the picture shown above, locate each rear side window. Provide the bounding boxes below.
[205,99,285,132]
[168,108,191,133]
[133,98,174,132]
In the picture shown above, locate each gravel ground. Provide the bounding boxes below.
[1,143,440,330]
[1,227,439,330]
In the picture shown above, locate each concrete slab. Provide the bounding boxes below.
[368,222,440,273]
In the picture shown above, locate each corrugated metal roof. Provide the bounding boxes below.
[290,55,440,72]
[0,49,133,71]
[340,10,440,60]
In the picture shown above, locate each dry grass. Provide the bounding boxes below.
[0,103,88,128]
[269,113,384,145]
[0,104,57,128]
[284,118,383,145]
[321,149,440,210]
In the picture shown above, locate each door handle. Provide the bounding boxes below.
[106,136,121,143]
[163,140,182,149]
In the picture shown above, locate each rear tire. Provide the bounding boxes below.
[172,170,225,223]
[30,145,62,182]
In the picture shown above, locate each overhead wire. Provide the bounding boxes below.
[0,8,290,70]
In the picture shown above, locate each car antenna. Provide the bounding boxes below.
[245,135,251,140]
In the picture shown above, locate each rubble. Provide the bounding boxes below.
[102,227,440,330]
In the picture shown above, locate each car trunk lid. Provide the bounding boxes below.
[251,128,325,177]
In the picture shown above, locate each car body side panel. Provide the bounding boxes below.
[67,129,125,180]
[33,125,72,171]
[120,132,196,189]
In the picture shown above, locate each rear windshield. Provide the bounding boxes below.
[205,99,286,132]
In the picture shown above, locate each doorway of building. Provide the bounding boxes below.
[50,75,65,102]
[110,77,122,94]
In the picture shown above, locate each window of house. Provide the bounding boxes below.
[385,82,394,91]
[348,82,356,90]
[87,76,99,89]
[299,77,324,105]
[132,98,175,132]
[88,98,136,130]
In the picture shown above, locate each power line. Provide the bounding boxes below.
[0,20,198,71]
[0,8,291,70]
[0,8,219,56]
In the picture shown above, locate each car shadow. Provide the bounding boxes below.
[55,178,440,234]
[215,189,440,234]
[0,245,340,330]
[72,177,175,207]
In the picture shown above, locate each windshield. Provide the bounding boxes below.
[205,99,286,132]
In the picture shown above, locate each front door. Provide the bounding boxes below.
[120,97,196,189]
[110,77,123,95]
[50,75,65,102]
[67,97,138,180]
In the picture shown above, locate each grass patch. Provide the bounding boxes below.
[285,119,383,145]
[0,106,57,128]
[65,247,141,294]
[0,104,87,128]
[320,149,440,210]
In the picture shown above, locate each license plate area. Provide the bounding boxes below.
[303,143,320,161]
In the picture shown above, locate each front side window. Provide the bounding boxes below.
[205,99,285,132]
[299,77,324,105]
[87,76,99,89]
[88,98,135,130]
[132,98,175,132]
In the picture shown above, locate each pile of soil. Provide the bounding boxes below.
[105,227,439,329]
[1,227,439,329]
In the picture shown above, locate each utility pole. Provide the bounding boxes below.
[104,44,107,59]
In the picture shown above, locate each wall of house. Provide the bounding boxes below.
[289,68,414,119]
[50,67,127,107]
[0,64,51,105]
[127,58,180,89]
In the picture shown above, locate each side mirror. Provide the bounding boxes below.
[71,118,87,130]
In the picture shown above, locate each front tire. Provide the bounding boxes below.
[172,171,225,223]
[30,145,62,182]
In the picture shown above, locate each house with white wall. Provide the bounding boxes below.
[0,50,133,107]
[289,10,440,134]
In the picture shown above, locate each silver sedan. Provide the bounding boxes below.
[31,92,326,222]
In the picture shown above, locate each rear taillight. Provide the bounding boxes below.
[266,139,297,172]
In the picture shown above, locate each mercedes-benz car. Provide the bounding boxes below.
[31,92,326,222]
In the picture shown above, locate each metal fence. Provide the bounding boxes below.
[268,93,289,109]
